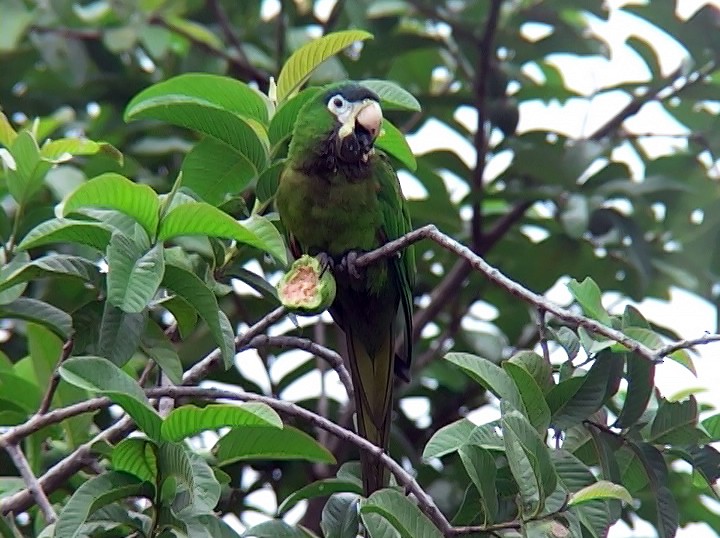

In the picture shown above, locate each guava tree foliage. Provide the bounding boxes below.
[0,1,719,537]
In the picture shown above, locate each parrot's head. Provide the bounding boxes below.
[288,82,383,175]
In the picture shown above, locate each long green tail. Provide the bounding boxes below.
[345,322,395,496]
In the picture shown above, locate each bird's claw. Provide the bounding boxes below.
[339,250,363,281]
[316,252,335,277]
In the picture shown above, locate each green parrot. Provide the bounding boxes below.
[275,82,415,495]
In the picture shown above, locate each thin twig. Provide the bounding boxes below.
[36,339,73,415]
[246,334,353,400]
[655,333,720,358]
[537,308,550,363]
[3,444,57,523]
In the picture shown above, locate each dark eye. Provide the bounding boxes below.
[333,97,343,108]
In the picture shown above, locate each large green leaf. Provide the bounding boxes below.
[124,73,269,124]
[214,425,335,465]
[376,120,416,171]
[5,130,52,204]
[158,202,287,264]
[162,264,235,368]
[17,218,113,251]
[567,277,612,326]
[360,489,443,538]
[125,90,269,172]
[320,493,360,538]
[0,297,72,339]
[268,88,322,146]
[445,352,525,414]
[568,480,632,506]
[62,173,160,237]
[112,438,158,483]
[162,403,282,442]
[458,444,498,523]
[360,79,421,111]
[276,30,373,101]
[40,138,122,164]
[502,405,557,511]
[278,479,362,516]
[106,233,164,313]
[59,356,163,440]
[97,303,147,367]
[242,520,316,538]
[422,418,475,460]
[503,360,551,432]
[54,471,153,538]
[0,254,99,294]
[181,138,256,206]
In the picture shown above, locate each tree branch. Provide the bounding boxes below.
[470,0,503,249]
[3,444,57,523]
[145,385,453,534]
[36,339,73,415]
[357,225,677,363]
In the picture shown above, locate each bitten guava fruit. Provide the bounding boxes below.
[277,255,336,315]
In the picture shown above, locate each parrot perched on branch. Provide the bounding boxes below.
[276,82,415,495]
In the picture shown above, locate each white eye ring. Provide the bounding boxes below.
[327,94,350,115]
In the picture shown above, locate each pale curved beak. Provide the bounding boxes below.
[355,100,382,140]
[338,99,383,140]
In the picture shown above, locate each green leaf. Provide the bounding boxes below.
[17,218,113,251]
[547,352,623,429]
[276,30,374,101]
[376,120,416,172]
[6,131,52,204]
[157,442,196,513]
[278,479,362,516]
[0,371,42,413]
[321,493,360,538]
[55,471,153,538]
[445,352,525,415]
[568,480,632,506]
[502,405,557,510]
[158,295,198,339]
[458,444,498,523]
[360,489,443,538]
[62,173,160,237]
[360,80,421,111]
[112,438,158,483]
[614,352,654,428]
[242,520,316,538]
[158,202,287,264]
[162,403,282,442]
[40,138,123,164]
[125,83,269,172]
[0,254,99,295]
[269,88,322,146]
[655,485,679,538]
[0,111,17,146]
[106,234,165,313]
[97,303,147,367]
[422,418,475,460]
[503,360,551,432]
[162,264,235,368]
[0,297,72,339]
[214,425,335,465]
[650,397,698,444]
[181,138,256,206]
[255,160,285,203]
[0,251,30,304]
[567,277,612,325]
[59,356,163,440]
[124,73,269,124]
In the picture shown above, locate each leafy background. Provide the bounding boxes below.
[1,1,720,537]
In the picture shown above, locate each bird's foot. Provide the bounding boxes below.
[338,250,364,281]
[316,252,335,277]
